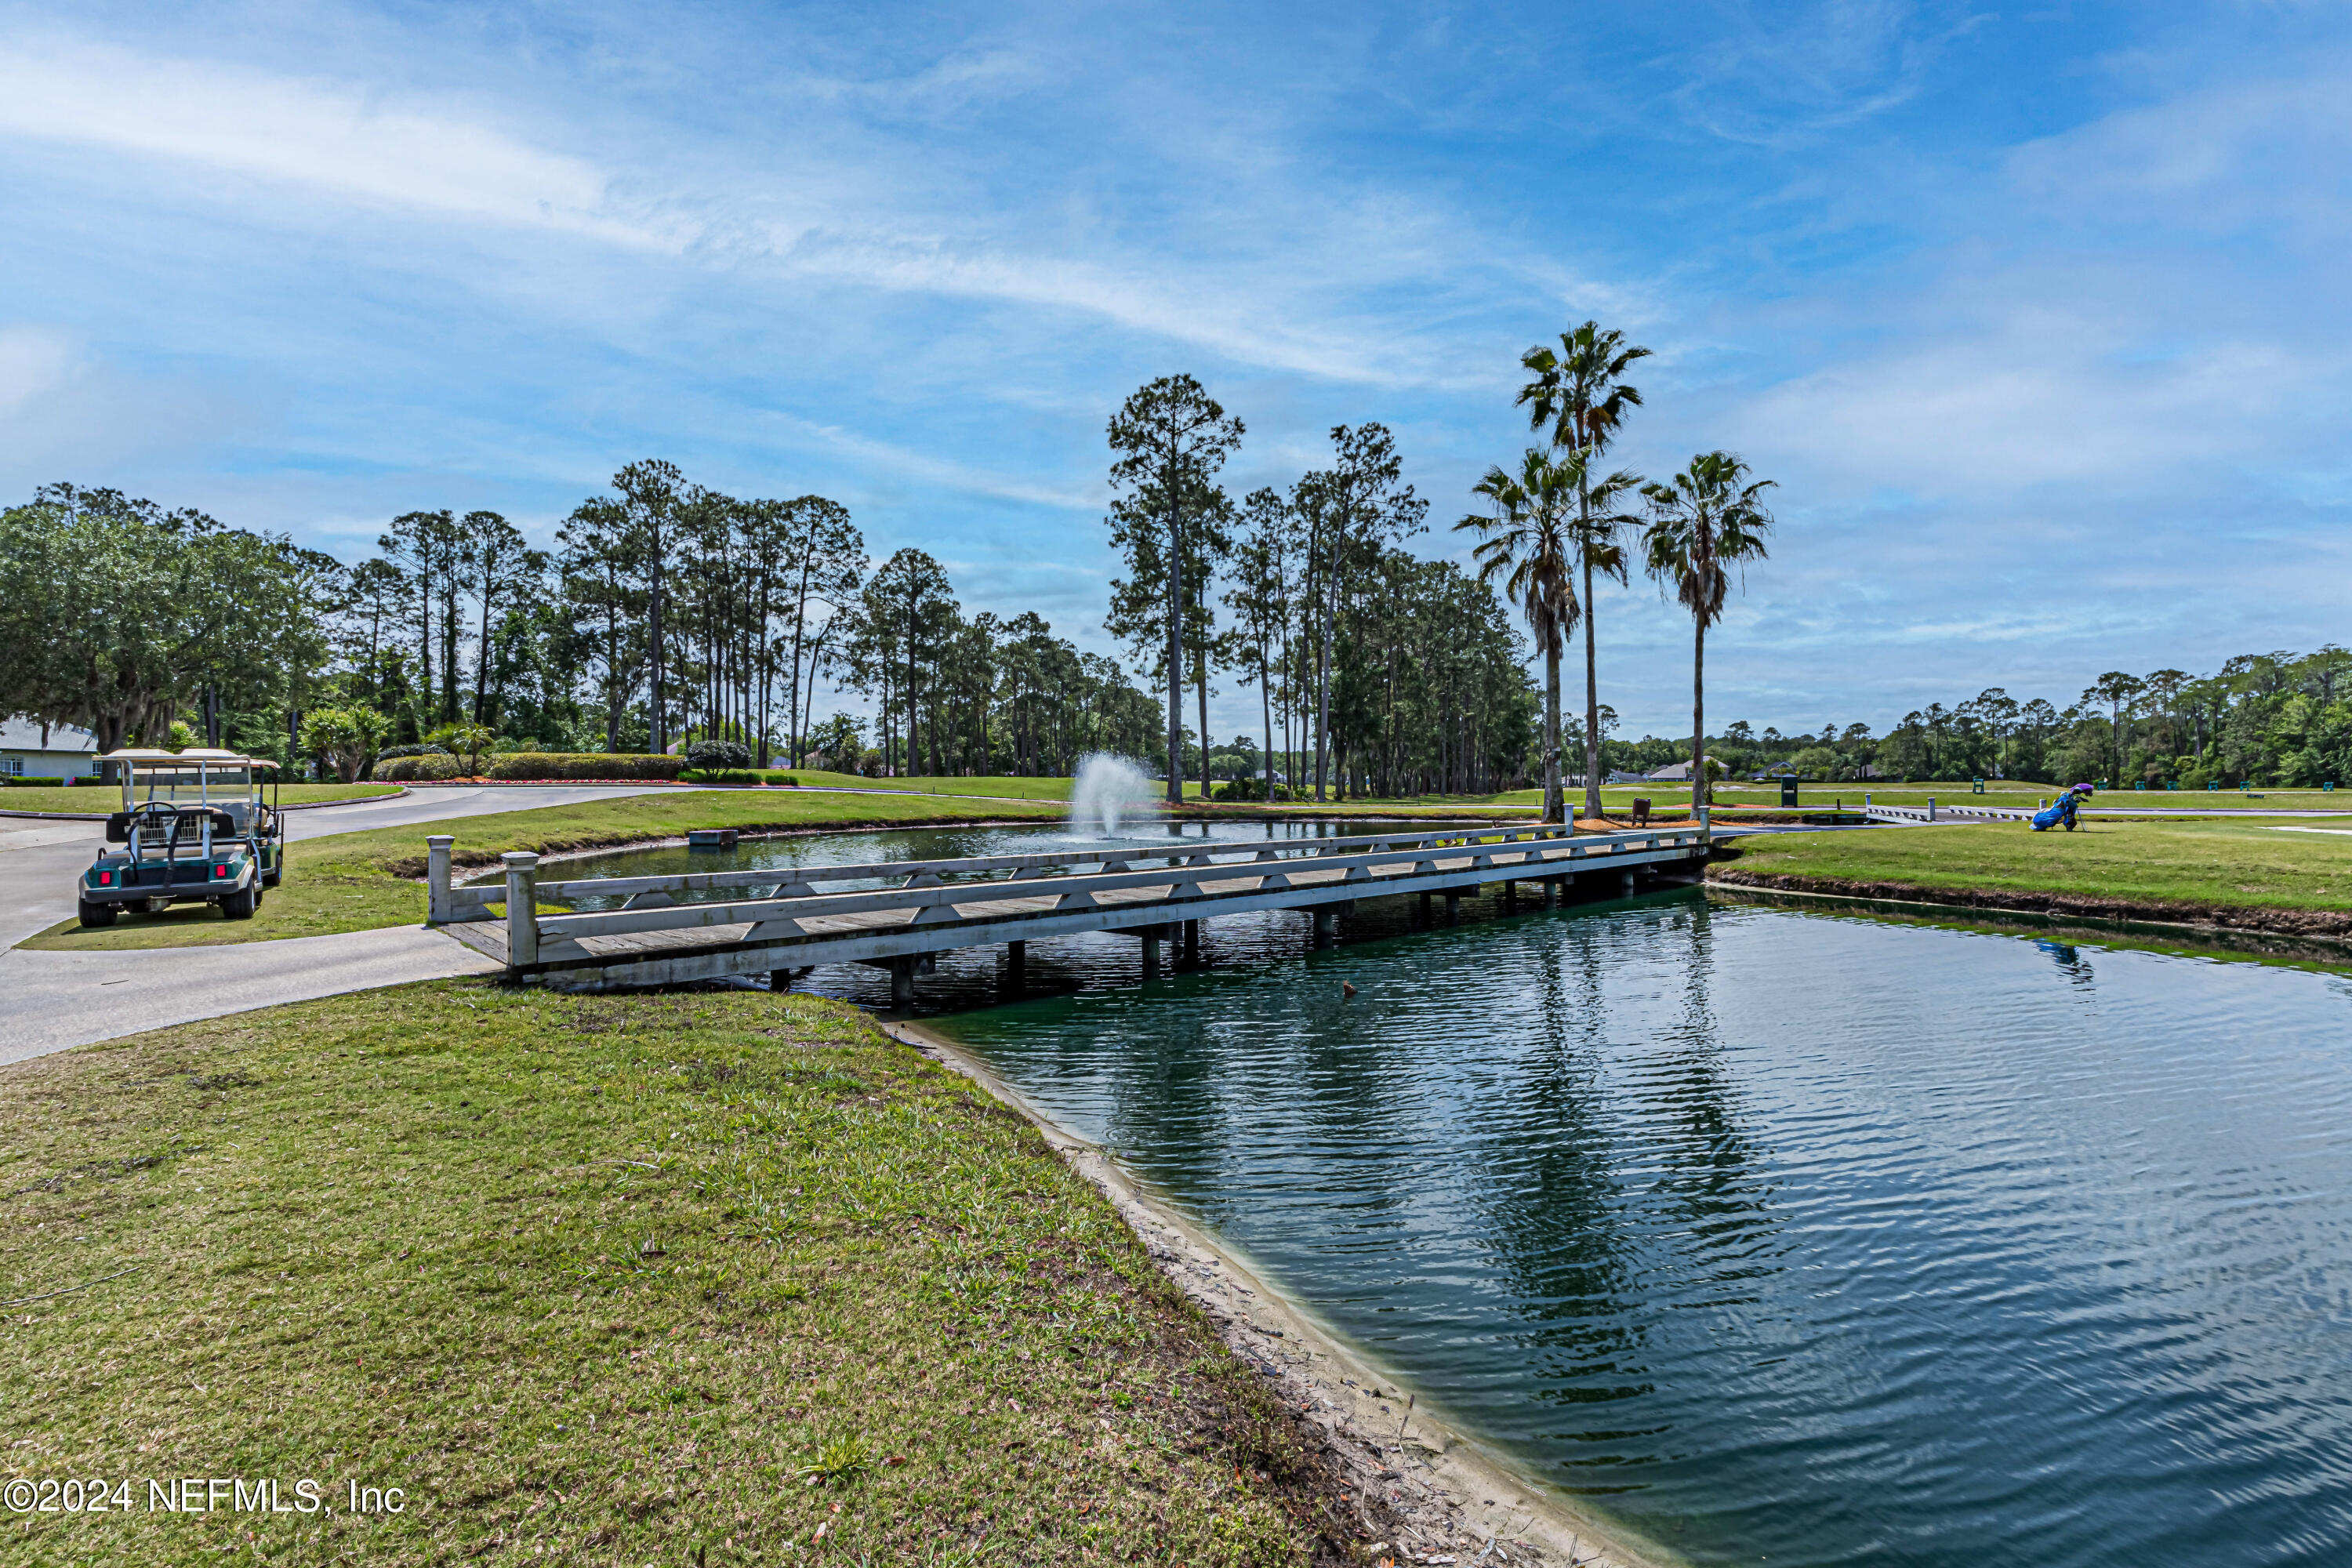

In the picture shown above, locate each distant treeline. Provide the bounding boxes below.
[1614,651,2352,786]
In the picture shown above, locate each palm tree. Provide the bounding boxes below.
[1519,322,1650,819]
[1457,448,1578,822]
[1641,452,1776,817]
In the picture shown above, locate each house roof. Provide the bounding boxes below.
[0,717,96,754]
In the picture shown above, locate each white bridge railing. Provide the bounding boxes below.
[1861,797,2040,825]
[423,822,1710,976]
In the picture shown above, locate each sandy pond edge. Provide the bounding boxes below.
[880,1015,1688,1568]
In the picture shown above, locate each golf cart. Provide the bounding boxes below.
[76,749,284,927]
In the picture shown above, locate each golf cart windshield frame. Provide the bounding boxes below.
[104,749,281,815]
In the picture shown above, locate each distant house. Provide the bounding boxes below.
[1,718,100,780]
[1644,755,1720,782]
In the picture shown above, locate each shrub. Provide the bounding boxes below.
[375,743,450,761]
[484,753,684,782]
[427,722,498,775]
[682,738,754,773]
[2,775,68,787]
[300,706,392,783]
[374,753,462,782]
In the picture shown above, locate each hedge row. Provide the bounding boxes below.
[486,753,684,781]
[372,753,462,782]
[368,751,690,782]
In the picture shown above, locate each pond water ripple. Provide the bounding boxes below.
[920,895,2352,1568]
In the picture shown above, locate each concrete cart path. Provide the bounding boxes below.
[0,927,502,1067]
[0,785,670,1064]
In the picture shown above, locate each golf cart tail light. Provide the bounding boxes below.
[215,864,230,878]
[98,870,114,885]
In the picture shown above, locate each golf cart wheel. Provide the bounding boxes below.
[263,870,281,888]
[77,898,118,928]
[222,885,259,920]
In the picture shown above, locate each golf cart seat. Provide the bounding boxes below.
[107,804,240,848]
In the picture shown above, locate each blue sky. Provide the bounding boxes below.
[3,1,2347,740]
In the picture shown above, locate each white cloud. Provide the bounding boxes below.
[0,30,1597,388]
[0,34,663,248]
[0,325,239,492]
[1736,311,2305,493]
[2004,61,2352,238]
[757,408,1103,512]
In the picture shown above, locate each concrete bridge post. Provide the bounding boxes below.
[501,851,539,968]
[426,836,454,924]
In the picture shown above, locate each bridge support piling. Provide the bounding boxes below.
[1543,878,1559,910]
[770,966,791,993]
[1181,919,1200,967]
[1142,930,1163,978]
[1417,891,1432,924]
[1443,891,1461,925]
[1503,880,1517,911]
[1621,869,1637,898]
[889,956,916,1009]
[1312,907,1338,949]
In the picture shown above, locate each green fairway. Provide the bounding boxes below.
[0,781,401,815]
[787,769,1079,800]
[0,983,1345,1566]
[1717,816,2352,920]
[25,790,1069,952]
[1326,780,2350,819]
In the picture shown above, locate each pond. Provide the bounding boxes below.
[526,822,2352,1565]
[927,894,2352,1568]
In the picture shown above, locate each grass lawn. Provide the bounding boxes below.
[0,984,1348,1566]
[1352,782,2350,815]
[0,782,401,815]
[1718,816,2352,917]
[25,791,1070,953]
[788,771,1079,801]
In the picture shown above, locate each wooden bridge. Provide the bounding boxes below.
[426,822,1713,1002]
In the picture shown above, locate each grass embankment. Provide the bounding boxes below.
[1715,817,2352,935]
[0,782,401,815]
[1,985,1357,1565]
[25,792,1069,953]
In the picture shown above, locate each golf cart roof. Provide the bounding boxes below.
[100,748,280,768]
